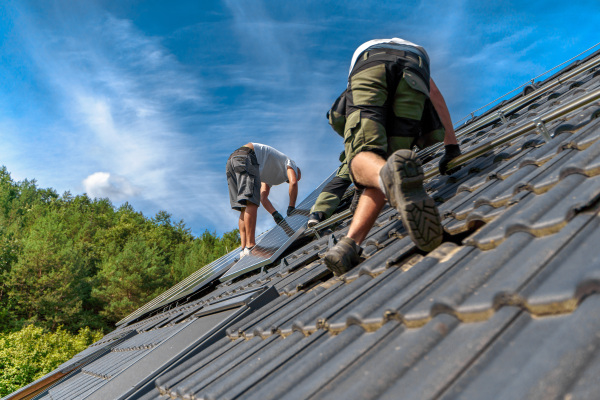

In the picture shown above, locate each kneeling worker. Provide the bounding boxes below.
[226,142,301,259]
[323,37,460,276]
[307,158,352,228]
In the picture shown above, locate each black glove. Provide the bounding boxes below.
[287,206,295,217]
[438,144,461,175]
[272,211,284,224]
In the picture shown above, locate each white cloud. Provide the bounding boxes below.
[83,172,140,200]
[6,4,229,231]
[6,0,592,238]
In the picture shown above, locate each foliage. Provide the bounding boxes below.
[0,166,240,332]
[0,324,103,396]
[93,235,174,323]
[0,165,241,396]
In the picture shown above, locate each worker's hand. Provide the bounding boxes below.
[439,144,461,175]
[272,211,284,224]
[286,206,295,217]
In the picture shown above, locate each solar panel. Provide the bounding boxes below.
[115,246,241,326]
[116,169,337,326]
[220,170,337,281]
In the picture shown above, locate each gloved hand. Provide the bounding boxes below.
[272,211,284,224]
[287,206,295,217]
[438,144,461,175]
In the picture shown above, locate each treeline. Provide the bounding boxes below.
[0,325,103,396]
[0,166,240,333]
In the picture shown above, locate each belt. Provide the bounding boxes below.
[229,146,254,160]
[351,48,429,78]
[366,48,421,63]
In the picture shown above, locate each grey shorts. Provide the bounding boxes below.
[226,147,261,211]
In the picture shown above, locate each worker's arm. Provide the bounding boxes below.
[430,78,461,174]
[287,167,298,209]
[430,78,458,145]
[260,183,275,214]
[261,182,284,224]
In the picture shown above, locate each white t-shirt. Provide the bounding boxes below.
[348,38,429,76]
[252,143,298,186]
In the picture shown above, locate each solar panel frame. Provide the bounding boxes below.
[115,247,241,326]
[220,170,337,281]
[116,169,337,327]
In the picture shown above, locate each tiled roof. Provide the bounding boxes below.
[6,50,600,400]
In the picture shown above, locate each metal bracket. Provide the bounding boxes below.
[278,258,289,274]
[497,110,508,124]
[533,117,552,143]
[327,233,338,250]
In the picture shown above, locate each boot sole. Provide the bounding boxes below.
[383,150,443,252]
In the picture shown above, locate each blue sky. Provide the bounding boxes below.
[0,0,599,236]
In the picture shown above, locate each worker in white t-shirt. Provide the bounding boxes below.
[226,142,301,259]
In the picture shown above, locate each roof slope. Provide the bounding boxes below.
[5,50,600,400]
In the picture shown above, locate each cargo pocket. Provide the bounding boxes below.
[328,89,347,137]
[343,110,362,161]
[403,70,430,96]
[344,110,360,138]
[232,155,248,174]
[394,70,427,121]
[246,158,259,177]
[350,63,387,106]
[244,156,260,198]
[337,160,350,179]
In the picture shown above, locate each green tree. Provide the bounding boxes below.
[172,229,240,281]
[93,235,174,323]
[0,164,240,332]
[5,212,99,331]
[0,164,245,395]
[0,324,103,396]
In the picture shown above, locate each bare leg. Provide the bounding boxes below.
[346,151,387,245]
[351,151,386,188]
[347,188,386,244]
[243,202,258,247]
[238,208,247,249]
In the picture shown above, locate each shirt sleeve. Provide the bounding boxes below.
[286,159,298,178]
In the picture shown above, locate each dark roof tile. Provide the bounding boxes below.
[521,214,600,314]
[441,296,600,400]
[459,216,591,317]
[10,46,600,400]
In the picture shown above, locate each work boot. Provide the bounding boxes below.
[240,247,250,259]
[323,236,362,276]
[241,245,256,259]
[307,211,325,228]
[379,149,443,252]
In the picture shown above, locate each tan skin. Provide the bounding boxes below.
[238,143,301,249]
[347,79,458,245]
